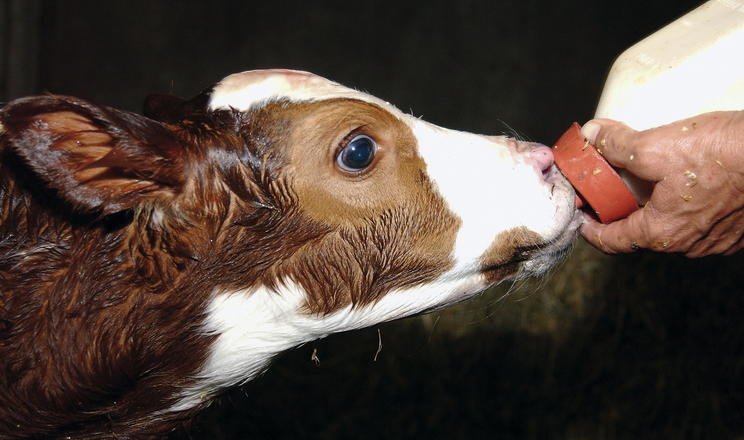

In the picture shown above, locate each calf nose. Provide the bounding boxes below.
[529,145,555,174]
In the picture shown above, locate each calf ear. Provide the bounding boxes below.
[1,95,186,215]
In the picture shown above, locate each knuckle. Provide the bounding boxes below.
[592,122,620,149]
[632,133,658,157]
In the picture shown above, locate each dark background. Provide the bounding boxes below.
[3,1,744,439]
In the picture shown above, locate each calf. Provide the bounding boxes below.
[0,69,581,438]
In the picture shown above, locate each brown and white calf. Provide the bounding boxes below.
[0,69,581,438]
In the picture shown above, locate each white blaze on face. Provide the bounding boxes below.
[407,119,572,275]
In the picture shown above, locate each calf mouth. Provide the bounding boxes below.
[521,205,583,279]
[481,168,583,282]
[480,225,577,283]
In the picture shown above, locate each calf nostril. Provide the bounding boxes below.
[529,146,555,173]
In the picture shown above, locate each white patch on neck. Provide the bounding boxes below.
[169,273,485,413]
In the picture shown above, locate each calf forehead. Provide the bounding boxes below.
[208,69,399,114]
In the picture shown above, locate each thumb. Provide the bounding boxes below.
[581,119,663,182]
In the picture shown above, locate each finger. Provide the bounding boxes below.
[580,119,639,168]
[723,235,744,256]
[581,211,640,254]
[580,210,651,254]
[687,208,744,257]
[581,119,664,182]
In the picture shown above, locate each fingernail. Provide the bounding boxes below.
[581,121,601,144]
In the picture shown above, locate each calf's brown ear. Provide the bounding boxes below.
[1,95,186,215]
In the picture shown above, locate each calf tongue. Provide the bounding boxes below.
[551,123,638,224]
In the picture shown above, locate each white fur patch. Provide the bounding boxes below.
[170,274,485,412]
[409,119,577,275]
[209,69,399,114]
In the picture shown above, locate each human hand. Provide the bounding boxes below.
[579,111,744,257]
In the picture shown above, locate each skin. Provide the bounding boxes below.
[579,110,744,257]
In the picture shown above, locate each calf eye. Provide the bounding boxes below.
[337,134,376,172]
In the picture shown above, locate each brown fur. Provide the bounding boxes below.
[479,227,545,284]
[271,100,460,312]
[0,94,463,438]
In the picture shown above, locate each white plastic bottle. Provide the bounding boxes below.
[595,0,744,130]
[592,0,744,200]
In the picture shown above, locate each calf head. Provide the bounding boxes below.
[0,69,580,436]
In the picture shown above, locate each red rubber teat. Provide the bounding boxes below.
[552,123,638,223]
